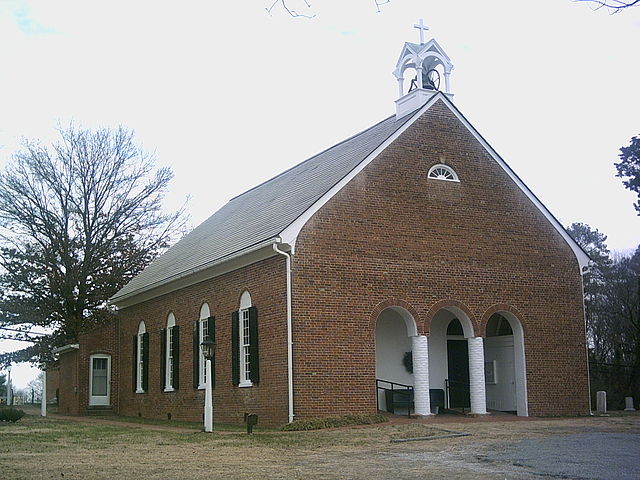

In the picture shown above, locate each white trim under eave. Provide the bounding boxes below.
[111,239,280,309]
[280,92,590,271]
[279,95,442,252]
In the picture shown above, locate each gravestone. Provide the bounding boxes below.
[596,391,607,414]
[624,397,635,412]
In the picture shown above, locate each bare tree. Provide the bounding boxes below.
[575,0,640,13]
[0,125,187,367]
[265,0,391,18]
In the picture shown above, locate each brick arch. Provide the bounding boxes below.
[369,298,422,336]
[479,304,527,337]
[423,299,478,337]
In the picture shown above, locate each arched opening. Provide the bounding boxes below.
[483,312,528,416]
[375,307,417,413]
[428,307,475,410]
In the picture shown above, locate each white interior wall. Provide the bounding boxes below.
[375,309,413,385]
[484,335,516,411]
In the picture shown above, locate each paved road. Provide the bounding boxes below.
[486,432,640,479]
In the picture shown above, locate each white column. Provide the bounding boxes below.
[468,337,487,414]
[416,66,424,89]
[444,71,451,93]
[411,335,432,416]
[41,370,47,417]
[204,359,213,432]
[397,76,404,98]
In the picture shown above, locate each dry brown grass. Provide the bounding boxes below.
[2,413,638,479]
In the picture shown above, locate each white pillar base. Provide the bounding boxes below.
[412,335,432,416]
[468,337,487,415]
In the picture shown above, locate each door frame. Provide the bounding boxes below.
[89,354,111,406]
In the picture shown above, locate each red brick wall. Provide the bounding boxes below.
[57,350,79,415]
[291,99,589,418]
[76,323,119,415]
[45,364,60,404]
[116,256,289,426]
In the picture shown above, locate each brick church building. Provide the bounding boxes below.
[52,24,591,426]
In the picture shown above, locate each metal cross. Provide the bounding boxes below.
[414,18,429,44]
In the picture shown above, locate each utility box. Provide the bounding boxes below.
[245,413,258,434]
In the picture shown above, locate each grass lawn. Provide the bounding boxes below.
[2,412,639,479]
[1,413,447,480]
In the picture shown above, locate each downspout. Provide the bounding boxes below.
[273,243,294,423]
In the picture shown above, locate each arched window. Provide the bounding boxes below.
[134,321,148,393]
[428,164,459,182]
[195,303,214,388]
[163,312,179,391]
[232,291,259,387]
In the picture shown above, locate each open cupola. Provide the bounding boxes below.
[393,20,454,119]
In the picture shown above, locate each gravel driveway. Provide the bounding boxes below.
[484,432,640,480]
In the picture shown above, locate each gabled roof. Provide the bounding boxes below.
[111,111,417,304]
[112,92,590,307]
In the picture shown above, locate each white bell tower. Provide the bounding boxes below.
[393,19,454,119]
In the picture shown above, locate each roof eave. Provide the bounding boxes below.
[110,237,281,309]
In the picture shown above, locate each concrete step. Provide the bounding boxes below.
[87,406,115,416]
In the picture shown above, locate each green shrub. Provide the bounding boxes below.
[281,413,387,431]
[0,407,26,423]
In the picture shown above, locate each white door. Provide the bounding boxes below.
[89,354,111,406]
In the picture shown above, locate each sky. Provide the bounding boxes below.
[0,0,639,389]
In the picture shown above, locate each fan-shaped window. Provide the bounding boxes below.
[428,164,459,182]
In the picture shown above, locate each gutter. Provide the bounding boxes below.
[273,242,294,424]
[52,344,79,355]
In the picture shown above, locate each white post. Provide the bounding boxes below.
[444,71,451,94]
[468,337,487,414]
[411,335,432,416]
[204,359,213,432]
[397,76,404,98]
[41,370,47,417]
[7,367,12,406]
[596,391,607,414]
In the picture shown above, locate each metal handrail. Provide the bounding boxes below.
[376,379,413,418]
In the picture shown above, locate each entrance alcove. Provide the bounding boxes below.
[374,307,417,412]
[428,307,475,409]
[483,312,528,416]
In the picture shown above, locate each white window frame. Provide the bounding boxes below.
[198,303,210,389]
[164,312,176,392]
[428,163,459,182]
[238,291,252,388]
[136,321,146,393]
[89,354,111,406]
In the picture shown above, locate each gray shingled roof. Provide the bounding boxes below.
[111,111,416,302]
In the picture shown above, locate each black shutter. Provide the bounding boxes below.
[132,335,138,392]
[231,311,239,386]
[160,328,167,390]
[207,317,215,387]
[142,333,149,392]
[172,325,180,389]
[248,306,259,384]
[142,332,149,392]
[193,320,200,389]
